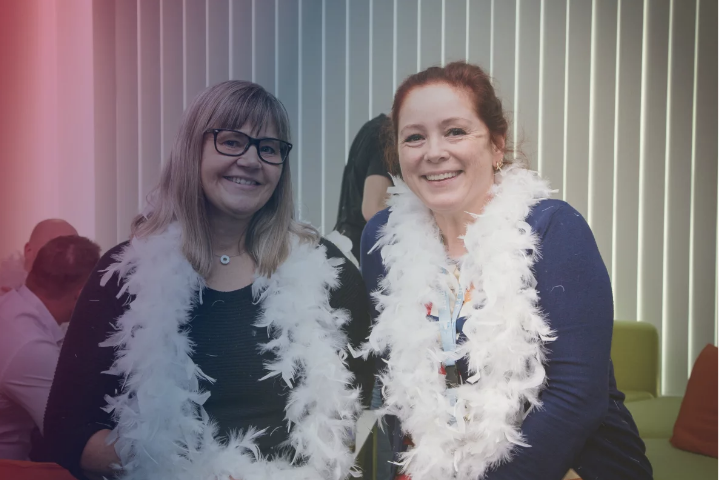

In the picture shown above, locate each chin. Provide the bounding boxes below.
[220,196,268,213]
[231,206,263,218]
[427,204,466,216]
[212,202,258,219]
[419,194,466,214]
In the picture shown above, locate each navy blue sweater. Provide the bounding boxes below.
[360,199,653,480]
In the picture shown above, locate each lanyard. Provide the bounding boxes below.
[438,278,464,367]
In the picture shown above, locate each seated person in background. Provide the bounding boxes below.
[0,219,78,294]
[0,235,100,460]
[334,114,393,261]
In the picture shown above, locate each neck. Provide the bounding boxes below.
[26,285,66,325]
[433,212,472,259]
[433,188,494,259]
[45,300,67,325]
[208,211,251,256]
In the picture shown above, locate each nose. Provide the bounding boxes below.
[424,135,449,164]
[234,145,263,169]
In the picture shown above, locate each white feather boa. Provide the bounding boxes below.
[99,224,362,480]
[362,166,556,480]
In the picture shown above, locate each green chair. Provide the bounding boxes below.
[354,411,378,480]
[611,320,717,480]
[625,396,683,438]
[611,320,659,402]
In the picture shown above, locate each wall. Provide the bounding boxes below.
[0,0,716,395]
[0,0,96,250]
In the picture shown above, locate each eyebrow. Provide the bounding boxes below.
[400,117,474,136]
[439,117,472,126]
[399,123,424,135]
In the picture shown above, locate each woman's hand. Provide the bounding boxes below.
[562,469,582,480]
[80,429,121,479]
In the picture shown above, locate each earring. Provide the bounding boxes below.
[494,161,504,172]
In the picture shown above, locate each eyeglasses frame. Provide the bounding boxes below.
[205,128,293,165]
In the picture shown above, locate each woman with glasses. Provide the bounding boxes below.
[43,81,374,480]
[357,62,652,480]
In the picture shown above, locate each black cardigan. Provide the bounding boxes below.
[43,238,374,479]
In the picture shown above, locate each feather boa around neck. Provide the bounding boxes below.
[99,224,362,480]
[363,166,555,480]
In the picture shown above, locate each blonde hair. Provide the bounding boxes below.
[132,80,318,278]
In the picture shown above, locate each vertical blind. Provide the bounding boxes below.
[79,0,719,395]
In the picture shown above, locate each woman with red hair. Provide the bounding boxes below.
[359,62,652,480]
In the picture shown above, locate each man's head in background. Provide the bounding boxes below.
[25,236,101,325]
[23,219,78,272]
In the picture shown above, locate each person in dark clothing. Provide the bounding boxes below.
[334,114,393,261]
[43,81,374,480]
[358,62,653,480]
[333,113,396,480]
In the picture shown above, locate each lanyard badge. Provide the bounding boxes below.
[438,283,464,391]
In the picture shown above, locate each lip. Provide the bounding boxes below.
[223,175,262,187]
[422,170,462,184]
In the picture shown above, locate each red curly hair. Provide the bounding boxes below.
[383,61,519,176]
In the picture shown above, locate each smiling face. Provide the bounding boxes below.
[200,123,284,222]
[396,82,504,217]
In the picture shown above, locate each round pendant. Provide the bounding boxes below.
[220,255,230,265]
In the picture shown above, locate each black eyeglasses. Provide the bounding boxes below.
[206,128,292,165]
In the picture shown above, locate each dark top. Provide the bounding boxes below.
[360,199,653,480]
[44,238,374,479]
[334,114,392,260]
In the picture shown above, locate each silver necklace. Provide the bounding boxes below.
[213,252,242,265]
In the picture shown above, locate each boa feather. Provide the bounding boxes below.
[99,224,362,480]
[361,166,556,480]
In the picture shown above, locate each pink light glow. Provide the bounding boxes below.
[0,0,95,257]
